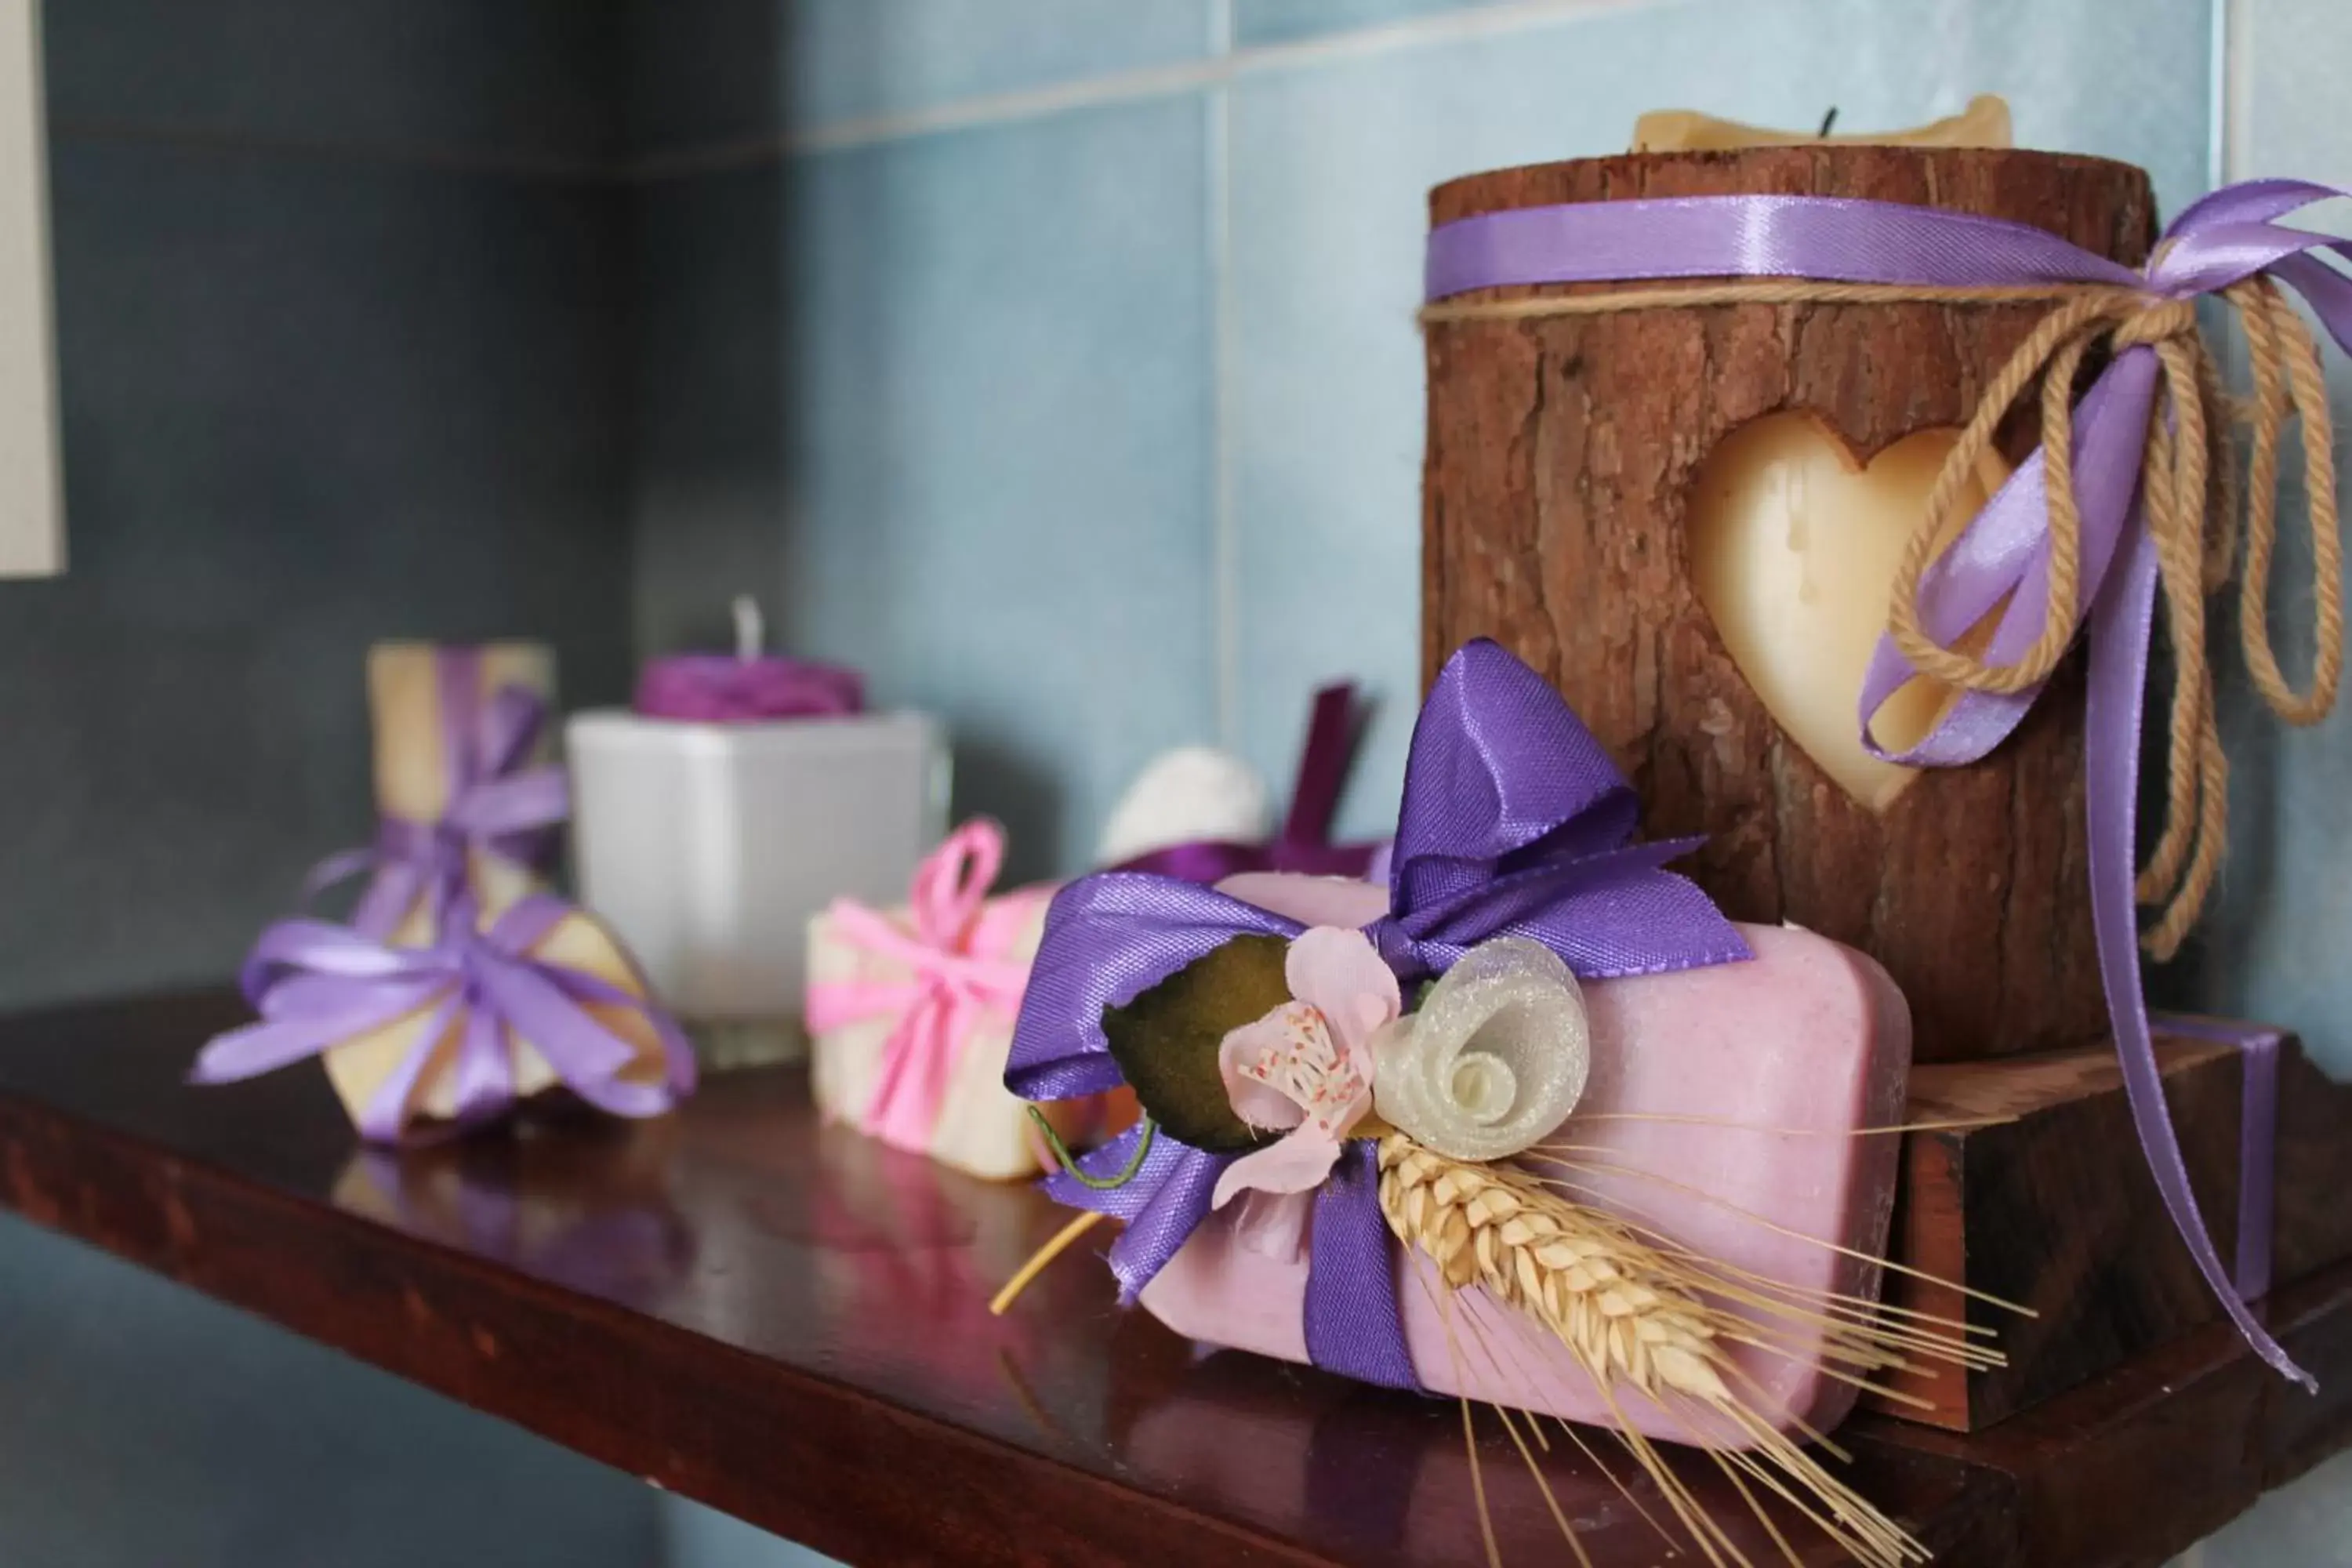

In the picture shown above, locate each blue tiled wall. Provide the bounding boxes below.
[0,3,652,1564]
[630,5,1221,882]
[626,1,2352,1563]
[627,0,2217,869]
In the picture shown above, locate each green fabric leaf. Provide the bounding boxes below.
[1102,934,1292,1152]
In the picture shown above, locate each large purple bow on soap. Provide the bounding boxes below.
[1005,640,1747,1387]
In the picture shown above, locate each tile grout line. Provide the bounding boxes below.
[2216,0,2253,186]
[624,0,1662,177]
[1208,0,1239,751]
[2205,0,2227,192]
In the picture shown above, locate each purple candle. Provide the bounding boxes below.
[633,598,864,722]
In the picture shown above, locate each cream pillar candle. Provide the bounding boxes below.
[328,640,593,1131]
[1633,94,2012,153]
[367,640,557,942]
[195,639,695,1140]
[1686,414,2013,811]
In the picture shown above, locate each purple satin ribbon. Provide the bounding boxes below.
[1007,640,1748,1389]
[1427,176,2352,1391]
[193,893,695,1143]
[633,652,865,723]
[2156,1014,2284,1303]
[310,648,571,939]
[1112,682,1382,881]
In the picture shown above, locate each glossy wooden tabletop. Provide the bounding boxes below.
[0,989,2343,1567]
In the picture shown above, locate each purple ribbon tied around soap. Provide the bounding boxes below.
[1112,682,1383,882]
[1426,176,2352,1391]
[193,893,695,1143]
[1007,639,1748,1389]
[308,648,571,940]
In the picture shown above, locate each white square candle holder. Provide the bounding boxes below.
[567,710,949,1069]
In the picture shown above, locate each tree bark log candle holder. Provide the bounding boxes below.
[1421,147,2158,1062]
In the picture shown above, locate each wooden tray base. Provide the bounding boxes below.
[1869,1018,2352,1430]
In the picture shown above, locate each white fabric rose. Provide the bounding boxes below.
[1369,937,1588,1161]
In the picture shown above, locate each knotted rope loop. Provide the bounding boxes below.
[1881,275,2342,957]
[1421,267,2346,963]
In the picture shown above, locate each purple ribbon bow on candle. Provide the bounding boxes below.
[1112,683,1382,881]
[192,893,695,1143]
[310,648,571,940]
[1427,176,2352,1391]
[1007,640,1746,1389]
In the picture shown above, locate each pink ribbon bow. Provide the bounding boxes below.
[806,819,1037,1151]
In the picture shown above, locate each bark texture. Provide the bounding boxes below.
[1423,147,2157,1060]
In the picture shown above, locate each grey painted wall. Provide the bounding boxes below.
[0,4,657,1564]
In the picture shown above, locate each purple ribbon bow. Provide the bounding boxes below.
[1112,683,1382,882]
[1427,176,2352,1391]
[192,893,695,1143]
[310,648,572,940]
[1007,639,1747,1389]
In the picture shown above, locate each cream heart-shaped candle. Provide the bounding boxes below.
[1688,413,2012,811]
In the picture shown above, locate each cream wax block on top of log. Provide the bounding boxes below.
[1633,93,2012,153]
[1421,145,2158,1062]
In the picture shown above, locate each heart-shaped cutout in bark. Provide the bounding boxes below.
[1688,412,2012,811]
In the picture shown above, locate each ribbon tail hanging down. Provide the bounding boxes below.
[2089,527,2314,1390]
[1854,346,2311,1389]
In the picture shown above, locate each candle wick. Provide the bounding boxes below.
[1817,107,1838,139]
[731,596,765,663]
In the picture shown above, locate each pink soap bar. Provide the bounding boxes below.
[1138,873,1911,1447]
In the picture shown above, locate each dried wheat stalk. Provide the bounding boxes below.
[1379,1134,1732,1405]
[1377,1133,1941,1568]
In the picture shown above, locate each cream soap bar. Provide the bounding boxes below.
[808,887,1120,1182]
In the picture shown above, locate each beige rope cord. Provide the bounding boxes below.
[1422,275,2344,960]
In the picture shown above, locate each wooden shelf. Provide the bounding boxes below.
[0,990,2344,1567]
